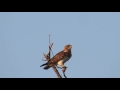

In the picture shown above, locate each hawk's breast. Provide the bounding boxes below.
[57,56,69,66]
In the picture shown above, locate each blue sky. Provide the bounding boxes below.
[0,12,120,78]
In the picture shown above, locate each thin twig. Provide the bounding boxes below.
[42,59,47,61]
[49,35,54,57]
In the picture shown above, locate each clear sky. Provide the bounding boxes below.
[0,12,120,78]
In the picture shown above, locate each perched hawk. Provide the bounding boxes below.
[40,44,72,70]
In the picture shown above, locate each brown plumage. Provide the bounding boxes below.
[40,44,72,70]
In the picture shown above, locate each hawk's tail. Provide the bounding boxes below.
[40,63,48,67]
[43,65,51,70]
[40,63,51,70]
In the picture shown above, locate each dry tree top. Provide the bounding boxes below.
[40,35,68,78]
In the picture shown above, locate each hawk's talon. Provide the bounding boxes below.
[62,66,67,69]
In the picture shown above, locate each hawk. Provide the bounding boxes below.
[40,44,72,70]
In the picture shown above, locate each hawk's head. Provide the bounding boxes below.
[64,44,72,52]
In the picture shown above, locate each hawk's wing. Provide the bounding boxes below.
[47,50,68,66]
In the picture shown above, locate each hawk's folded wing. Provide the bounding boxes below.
[47,50,69,65]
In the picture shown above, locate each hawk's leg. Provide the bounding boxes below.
[56,65,62,69]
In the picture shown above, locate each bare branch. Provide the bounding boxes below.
[62,67,67,78]
[42,35,62,78]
